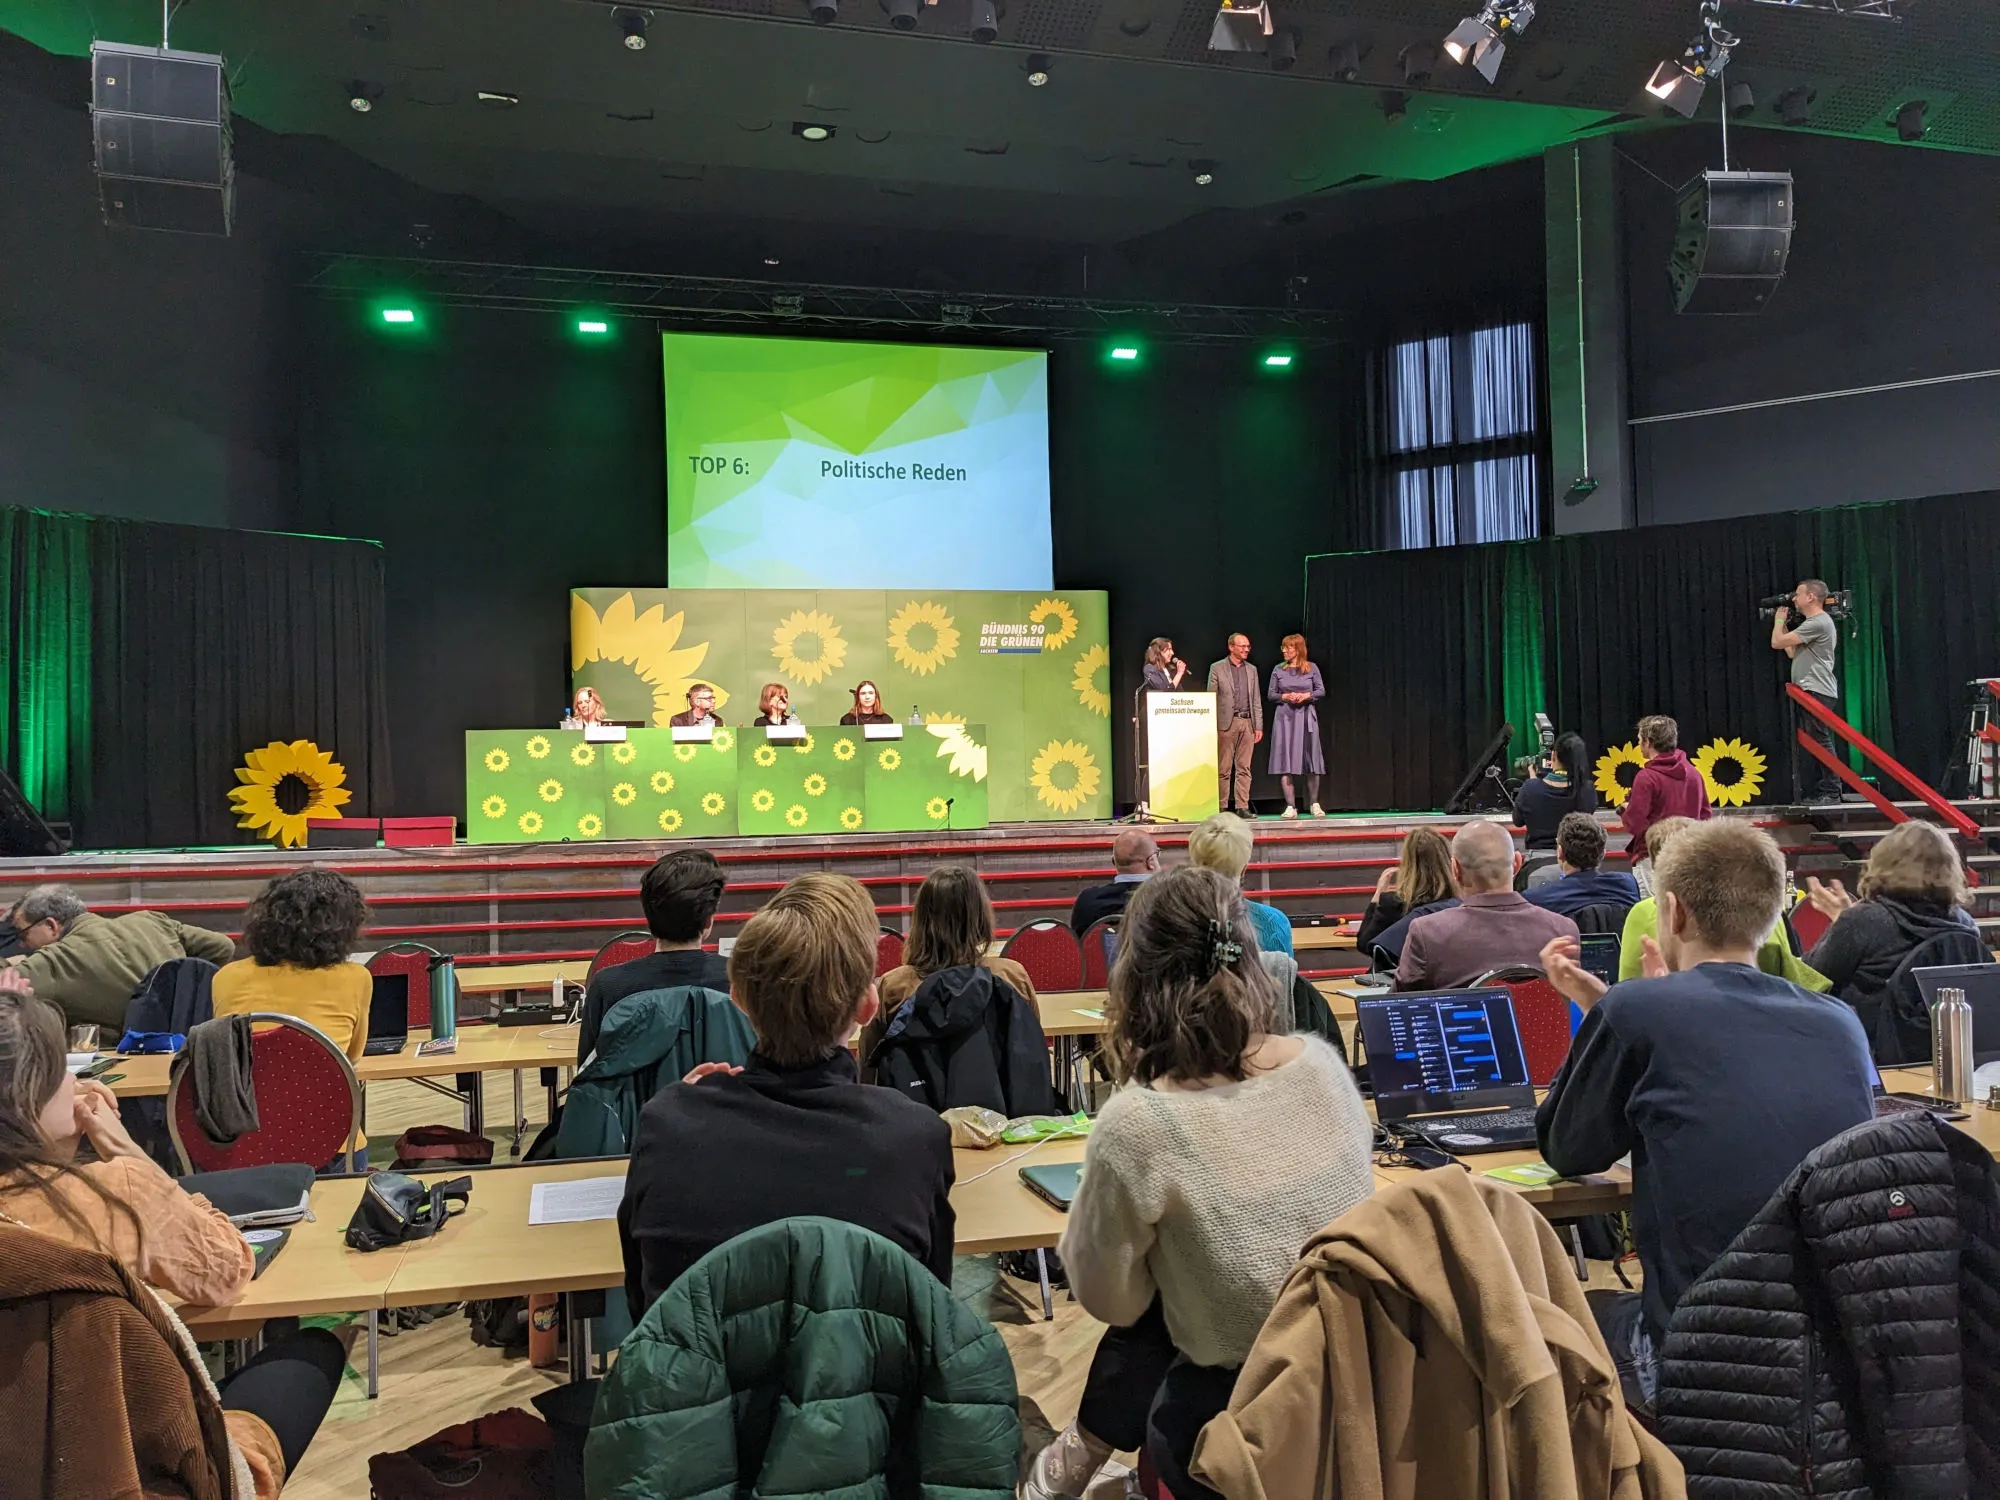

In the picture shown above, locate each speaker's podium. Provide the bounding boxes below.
[1139,691,1220,824]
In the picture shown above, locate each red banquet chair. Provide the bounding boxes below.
[166,1014,362,1175]
[1471,965,1575,1087]
[999,920,1085,993]
[1079,918,1120,990]
[876,928,906,978]
[590,930,656,980]
[1789,893,1833,956]
[366,941,440,1029]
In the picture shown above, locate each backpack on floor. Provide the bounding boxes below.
[368,1408,554,1500]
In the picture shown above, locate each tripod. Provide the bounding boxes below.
[1941,678,2000,801]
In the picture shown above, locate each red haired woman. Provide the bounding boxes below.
[1267,633,1326,817]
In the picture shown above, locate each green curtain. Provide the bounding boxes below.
[0,508,93,822]
[1499,541,1548,764]
[1820,503,1894,769]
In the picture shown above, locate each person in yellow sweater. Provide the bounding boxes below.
[212,870,373,1061]
[0,978,345,1497]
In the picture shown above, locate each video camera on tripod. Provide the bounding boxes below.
[1759,588,1852,621]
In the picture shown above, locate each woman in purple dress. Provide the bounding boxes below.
[1267,633,1326,817]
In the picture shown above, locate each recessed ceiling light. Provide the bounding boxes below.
[1195,171,1213,185]
[792,121,834,141]
[763,257,781,266]
[477,91,520,109]
[1191,158,1218,186]
[347,80,383,112]
[616,9,649,48]
[1025,53,1052,86]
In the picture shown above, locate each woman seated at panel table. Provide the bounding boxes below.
[1023,866,1374,1500]
[568,685,608,727]
[752,683,802,727]
[839,680,895,725]
[0,976,346,1500]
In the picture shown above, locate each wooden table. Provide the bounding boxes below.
[1292,924,1358,951]
[1881,1065,2000,1152]
[454,960,590,996]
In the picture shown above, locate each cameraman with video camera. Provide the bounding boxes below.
[1770,579,1842,802]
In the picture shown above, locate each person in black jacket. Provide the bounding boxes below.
[577,848,733,1064]
[1353,826,1457,955]
[1069,830,1160,935]
[616,872,955,1321]
[1513,731,1596,851]
[1659,1110,2000,1498]
[1536,819,1875,1411]
[871,962,1054,1117]
[1802,819,1995,1064]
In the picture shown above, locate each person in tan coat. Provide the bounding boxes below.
[1191,1168,1684,1500]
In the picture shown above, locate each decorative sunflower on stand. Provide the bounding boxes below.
[1692,737,1769,808]
[228,740,352,848]
[1592,742,1647,809]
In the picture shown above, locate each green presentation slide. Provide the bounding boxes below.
[569,587,1111,823]
[663,332,1052,590]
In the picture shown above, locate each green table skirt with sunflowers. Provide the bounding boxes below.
[464,726,992,843]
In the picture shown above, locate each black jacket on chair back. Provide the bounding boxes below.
[871,964,1054,1118]
[1658,1111,2000,1499]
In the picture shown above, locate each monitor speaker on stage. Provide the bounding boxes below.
[0,767,65,858]
[91,41,234,236]
[1670,170,1792,315]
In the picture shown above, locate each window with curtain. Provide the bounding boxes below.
[1379,321,1546,550]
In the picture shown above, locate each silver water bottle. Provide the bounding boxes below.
[1933,985,1974,1105]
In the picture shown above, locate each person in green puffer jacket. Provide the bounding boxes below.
[586,1216,1020,1500]
[552,984,757,1160]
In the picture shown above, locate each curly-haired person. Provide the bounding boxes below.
[213,869,374,1063]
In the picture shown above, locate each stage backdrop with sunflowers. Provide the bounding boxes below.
[551,587,1111,828]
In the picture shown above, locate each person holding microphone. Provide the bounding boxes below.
[1142,637,1188,692]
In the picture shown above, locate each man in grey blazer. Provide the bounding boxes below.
[1206,633,1263,816]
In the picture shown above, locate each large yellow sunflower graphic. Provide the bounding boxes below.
[483,747,511,773]
[518,811,544,836]
[923,712,965,725]
[1692,737,1769,808]
[538,778,565,803]
[1593,742,1647,809]
[525,735,552,759]
[658,807,683,834]
[674,744,699,763]
[792,732,816,755]
[577,813,604,838]
[785,803,810,828]
[753,743,779,768]
[751,788,776,813]
[877,747,902,772]
[1031,739,1102,816]
[228,740,352,849]
[887,600,960,676]
[650,770,676,794]
[711,728,735,753]
[771,609,847,686]
[926,796,950,822]
[611,782,637,807]
[840,806,864,831]
[1072,643,1111,717]
[701,791,727,817]
[833,737,856,762]
[570,742,596,767]
[1030,597,1078,651]
[926,723,988,782]
[481,795,507,820]
[610,741,637,765]
[571,592,726,726]
[803,773,828,797]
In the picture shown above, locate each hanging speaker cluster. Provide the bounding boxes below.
[91,41,235,236]
[1669,169,1792,315]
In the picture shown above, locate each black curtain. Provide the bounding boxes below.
[80,518,391,849]
[1306,489,2000,811]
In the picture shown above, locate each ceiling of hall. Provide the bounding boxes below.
[3,0,1991,245]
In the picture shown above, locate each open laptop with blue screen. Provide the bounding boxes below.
[1356,988,1540,1154]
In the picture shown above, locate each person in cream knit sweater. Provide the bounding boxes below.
[1025,866,1376,1500]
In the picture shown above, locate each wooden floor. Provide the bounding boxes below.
[286,1070,1638,1499]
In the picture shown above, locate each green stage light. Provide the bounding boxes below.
[577,319,610,335]
[380,307,416,324]
[1262,351,1295,368]
[1108,345,1140,363]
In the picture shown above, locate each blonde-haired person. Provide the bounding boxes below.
[0,978,344,1498]
[615,872,955,1322]
[1617,817,1828,990]
[1354,825,1459,954]
[1266,634,1327,817]
[1802,820,1991,1062]
[1025,866,1374,1500]
[1185,812,1293,957]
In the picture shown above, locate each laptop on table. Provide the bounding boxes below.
[1911,963,2000,1066]
[363,972,410,1056]
[1357,988,1541,1154]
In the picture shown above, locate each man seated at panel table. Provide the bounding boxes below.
[577,850,733,1065]
[5,884,236,1032]
[1523,813,1641,927]
[1536,819,1875,1412]
[1069,829,1161,935]
[1392,822,1576,990]
[616,872,955,1322]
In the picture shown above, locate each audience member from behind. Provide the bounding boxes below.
[1027,867,1374,1500]
[1070,829,1161,935]
[1803,820,1992,1062]
[1186,813,1292,957]
[1514,731,1596,852]
[212,870,373,1062]
[578,849,731,1064]
[1355,826,1459,954]
[1524,813,1640,924]
[1617,818,1827,990]
[1537,820,1874,1409]
[1393,822,1576,990]
[0,983,344,1498]
[1620,715,1711,854]
[615,872,955,1321]
[6,884,235,1031]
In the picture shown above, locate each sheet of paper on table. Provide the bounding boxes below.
[528,1175,628,1225]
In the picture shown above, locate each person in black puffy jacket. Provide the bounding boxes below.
[1658,1109,2000,1499]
